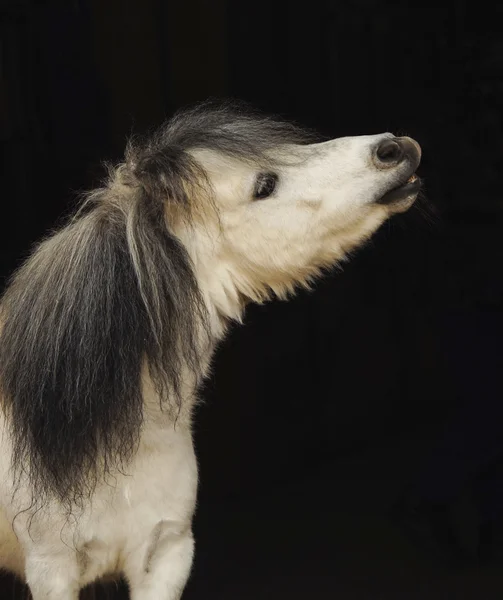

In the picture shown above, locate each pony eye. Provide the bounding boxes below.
[253,173,278,200]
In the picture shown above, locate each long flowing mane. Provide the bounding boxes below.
[0,182,206,507]
[0,101,316,507]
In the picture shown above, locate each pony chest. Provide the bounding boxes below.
[103,426,198,527]
[78,428,198,583]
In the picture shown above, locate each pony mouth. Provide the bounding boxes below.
[376,173,421,205]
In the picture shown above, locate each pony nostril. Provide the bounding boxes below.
[375,139,404,166]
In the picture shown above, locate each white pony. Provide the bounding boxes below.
[0,101,421,599]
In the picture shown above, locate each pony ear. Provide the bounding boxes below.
[126,143,214,230]
[127,140,190,204]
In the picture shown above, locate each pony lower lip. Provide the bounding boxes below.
[377,176,421,205]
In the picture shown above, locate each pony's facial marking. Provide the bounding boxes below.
[0,100,422,598]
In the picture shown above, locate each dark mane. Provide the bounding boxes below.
[0,100,315,506]
[133,99,318,166]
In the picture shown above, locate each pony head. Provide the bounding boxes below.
[125,101,421,319]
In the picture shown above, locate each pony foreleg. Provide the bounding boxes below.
[125,520,194,600]
[25,552,80,600]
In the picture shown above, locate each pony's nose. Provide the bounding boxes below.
[373,137,421,170]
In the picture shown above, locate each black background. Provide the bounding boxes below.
[1,1,503,598]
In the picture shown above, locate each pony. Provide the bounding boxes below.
[0,100,421,599]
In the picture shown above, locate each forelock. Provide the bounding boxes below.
[133,100,320,169]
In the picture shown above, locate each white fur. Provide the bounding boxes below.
[0,132,419,598]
